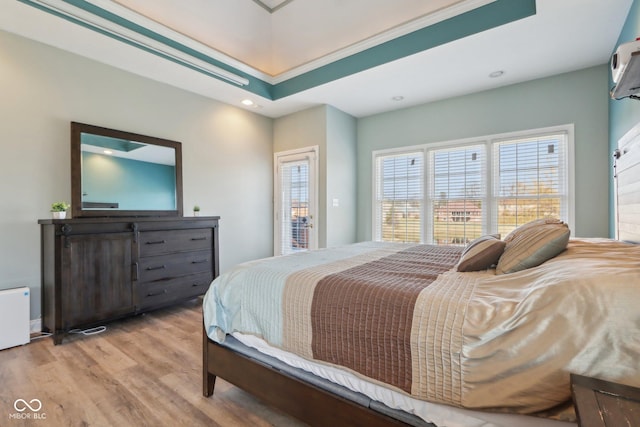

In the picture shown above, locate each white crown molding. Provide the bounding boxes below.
[87,0,271,82]
[272,0,496,84]
[27,0,495,87]
[29,0,268,84]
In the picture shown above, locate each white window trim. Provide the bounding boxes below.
[372,148,425,242]
[372,147,426,242]
[371,124,575,242]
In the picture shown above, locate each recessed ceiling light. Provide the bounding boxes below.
[489,70,505,78]
[391,96,404,101]
[241,99,254,106]
[103,150,113,155]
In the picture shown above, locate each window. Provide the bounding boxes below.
[274,146,318,256]
[428,144,485,245]
[372,126,573,244]
[374,152,423,242]
[493,133,568,236]
[280,161,310,253]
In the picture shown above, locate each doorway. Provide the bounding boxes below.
[274,147,319,255]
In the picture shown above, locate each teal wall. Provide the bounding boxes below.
[357,66,610,241]
[609,0,640,236]
[82,152,176,210]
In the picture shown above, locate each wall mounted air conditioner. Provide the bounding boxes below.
[611,38,640,100]
[612,38,640,84]
[0,287,30,350]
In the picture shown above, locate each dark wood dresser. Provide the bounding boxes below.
[39,216,219,344]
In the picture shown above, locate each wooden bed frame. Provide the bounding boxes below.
[203,122,640,427]
[202,328,417,426]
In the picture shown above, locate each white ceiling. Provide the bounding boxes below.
[0,0,632,118]
[114,0,473,75]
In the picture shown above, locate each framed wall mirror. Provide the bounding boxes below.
[70,122,183,218]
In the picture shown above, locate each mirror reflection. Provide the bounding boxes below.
[80,133,177,211]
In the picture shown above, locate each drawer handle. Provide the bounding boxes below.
[146,265,166,271]
[145,240,166,245]
[191,259,208,264]
[132,262,139,281]
[147,289,168,297]
[191,237,207,241]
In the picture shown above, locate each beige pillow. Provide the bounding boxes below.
[496,222,570,275]
[457,235,506,272]
[503,218,564,244]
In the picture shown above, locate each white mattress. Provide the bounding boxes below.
[232,332,576,427]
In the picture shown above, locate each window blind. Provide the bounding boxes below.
[374,152,423,243]
[371,126,572,244]
[279,160,310,255]
[428,144,486,245]
[493,132,568,237]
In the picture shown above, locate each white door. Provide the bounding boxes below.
[274,147,318,255]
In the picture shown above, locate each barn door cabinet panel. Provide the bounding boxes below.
[39,217,219,344]
[61,231,135,328]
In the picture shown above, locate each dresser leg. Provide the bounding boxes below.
[52,332,64,345]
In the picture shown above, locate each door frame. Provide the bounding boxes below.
[273,146,319,256]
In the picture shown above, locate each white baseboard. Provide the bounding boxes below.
[30,318,41,334]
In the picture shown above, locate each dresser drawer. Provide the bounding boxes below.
[135,272,213,310]
[139,228,212,257]
[137,249,212,282]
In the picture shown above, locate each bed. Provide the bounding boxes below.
[202,130,640,426]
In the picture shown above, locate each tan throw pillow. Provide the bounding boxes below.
[457,235,506,272]
[496,222,570,275]
[503,217,564,244]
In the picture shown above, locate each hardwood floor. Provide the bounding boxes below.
[0,299,307,426]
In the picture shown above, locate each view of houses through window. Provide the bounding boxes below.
[494,136,565,237]
[374,127,571,245]
[430,144,485,244]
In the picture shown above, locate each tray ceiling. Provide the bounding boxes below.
[113,0,477,76]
